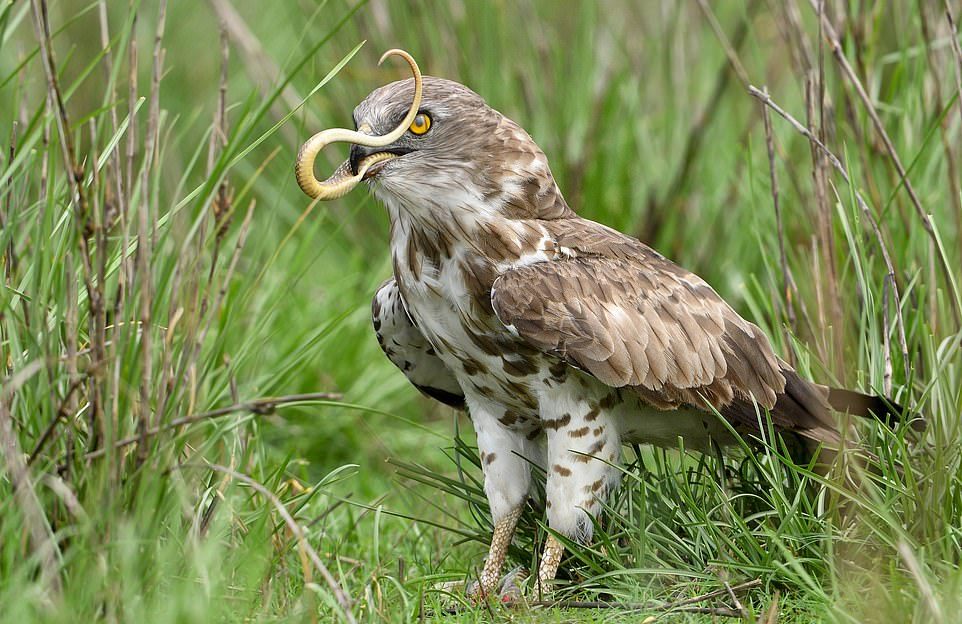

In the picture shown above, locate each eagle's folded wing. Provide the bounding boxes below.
[491,253,787,413]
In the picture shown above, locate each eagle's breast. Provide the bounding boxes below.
[387,209,566,424]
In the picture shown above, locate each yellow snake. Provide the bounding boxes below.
[294,49,422,200]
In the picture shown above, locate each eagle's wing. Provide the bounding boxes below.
[373,278,465,408]
[490,222,837,439]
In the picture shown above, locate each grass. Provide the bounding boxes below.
[1,0,960,622]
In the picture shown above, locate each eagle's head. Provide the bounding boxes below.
[295,50,571,221]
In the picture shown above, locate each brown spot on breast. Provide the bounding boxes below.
[568,426,590,438]
[473,384,494,398]
[574,440,606,462]
[504,381,538,409]
[553,464,572,477]
[592,426,604,437]
[466,331,502,356]
[461,358,488,376]
[543,413,571,430]
[502,356,539,377]
[584,406,601,422]
[590,478,605,492]
[499,410,519,426]
[599,392,621,409]
[548,360,568,382]
[526,427,542,440]
[406,235,421,281]
[484,452,497,465]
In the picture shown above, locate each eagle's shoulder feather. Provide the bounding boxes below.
[491,220,786,412]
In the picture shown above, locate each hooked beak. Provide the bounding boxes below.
[349,144,413,177]
[293,49,422,201]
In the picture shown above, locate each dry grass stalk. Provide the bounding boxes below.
[30,0,107,452]
[208,23,230,175]
[63,249,78,473]
[98,3,132,457]
[758,590,780,624]
[134,0,167,466]
[748,85,911,382]
[0,387,62,598]
[83,390,341,461]
[805,70,843,375]
[944,0,962,258]
[815,1,844,377]
[2,123,19,274]
[206,0,317,139]
[943,1,962,130]
[156,18,234,431]
[881,275,894,395]
[918,1,962,237]
[121,16,140,449]
[98,1,128,282]
[180,463,357,624]
[809,0,961,325]
[759,86,798,355]
[636,0,757,242]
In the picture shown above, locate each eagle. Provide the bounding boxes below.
[294,50,908,598]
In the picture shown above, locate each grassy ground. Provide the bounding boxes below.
[1,1,961,622]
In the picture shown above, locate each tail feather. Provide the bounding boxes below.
[826,387,924,431]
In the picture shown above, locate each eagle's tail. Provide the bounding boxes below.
[825,386,924,431]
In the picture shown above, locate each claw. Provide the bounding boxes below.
[498,565,527,602]
[465,565,529,604]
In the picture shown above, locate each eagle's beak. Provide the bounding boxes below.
[349,143,413,178]
[294,49,422,201]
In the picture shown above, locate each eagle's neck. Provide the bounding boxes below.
[383,193,555,270]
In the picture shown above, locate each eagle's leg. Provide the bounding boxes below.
[463,393,534,600]
[537,385,622,593]
[473,505,522,598]
[536,534,565,595]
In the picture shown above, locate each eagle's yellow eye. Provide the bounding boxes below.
[409,113,431,135]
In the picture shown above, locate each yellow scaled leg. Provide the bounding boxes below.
[468,506,523,600]
[535,534,565,598]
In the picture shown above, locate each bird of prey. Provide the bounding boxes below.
[295,50,908,598]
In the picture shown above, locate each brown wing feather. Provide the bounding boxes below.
[491,220,829,427]
[493,254,782,410]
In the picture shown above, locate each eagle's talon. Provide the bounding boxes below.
[497,565,527,601]
[464,565,529,604]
